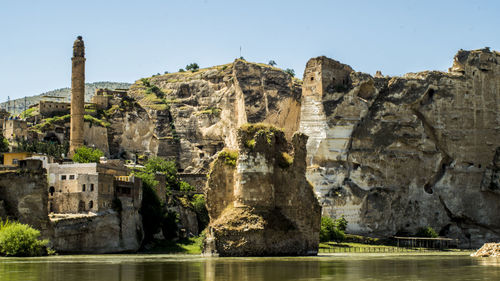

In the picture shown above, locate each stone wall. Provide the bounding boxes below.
[300,49,500,247]
[50,206,143,253]
[203,124,321,256]
[0,167,52,237]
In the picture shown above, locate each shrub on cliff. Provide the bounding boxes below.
[72,146,104,163]
[284,68,295,77]
[0,220,50,257]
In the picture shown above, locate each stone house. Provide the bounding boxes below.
[91,88,128,110]
[47,162,141,214]
[2,117,28,142]
[38,101,71,117]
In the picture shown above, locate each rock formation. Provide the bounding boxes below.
[203,124,321,256]
[110,60,301,172]
[471,243,500,257]
[300,48,500,247]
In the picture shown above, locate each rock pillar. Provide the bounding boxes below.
[69,36,85,156]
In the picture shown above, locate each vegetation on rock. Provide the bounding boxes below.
[16,139,69,159]
[0,220,52,257]
[72,146,104,163]
[218,149,238,166]
[284,68,295,77]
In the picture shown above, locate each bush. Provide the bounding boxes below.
[72,146,104,163]
[0,220,50,257]
[0,136,9,152]
[320,216,347,242]
[416,226,438,238]
[284,68,295,77]
[268,60,277,66]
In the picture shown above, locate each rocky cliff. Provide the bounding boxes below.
[50,205,142,254]
[203,124,321,256]
[300,48,500,247]
[107,60,301,173]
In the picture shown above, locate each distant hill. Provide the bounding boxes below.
[0,81,131,115]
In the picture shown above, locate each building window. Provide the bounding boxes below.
[89,201,93,209]
[61,175,67,180]
[49,186,55,196]
[69,175,75,180]
[82,184,86,191]
[90,184,94,191]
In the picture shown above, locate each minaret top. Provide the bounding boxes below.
[73,36,85,58]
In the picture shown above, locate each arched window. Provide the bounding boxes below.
[89,200,93,209]
[90,184,94,191]
[82,184,86,192]
[49,186,55,196]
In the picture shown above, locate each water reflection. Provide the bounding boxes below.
[0,254,499,281]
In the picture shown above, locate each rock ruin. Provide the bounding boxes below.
[203,124,321,256]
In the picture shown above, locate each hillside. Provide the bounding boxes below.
[0,81,131,115]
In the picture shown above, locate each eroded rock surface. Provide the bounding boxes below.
[203,124,321,256]
[114,60,301,173]
[300,49,500,247]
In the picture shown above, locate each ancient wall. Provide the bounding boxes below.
[300,49,500,247]
[0,167,52,237]
[39,101,70,117]
[50,207,143,253]
[203,124,321,256]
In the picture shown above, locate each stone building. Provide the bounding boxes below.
[91,88,128,110]
[38,101,70,117]
[47,161,141,214]
[2,117,28,142]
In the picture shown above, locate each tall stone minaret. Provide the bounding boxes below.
[69,36,85,157]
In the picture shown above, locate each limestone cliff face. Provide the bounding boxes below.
[50,206,142,253]
[114,60,301,173]
[203,124,321,256]
[300,49,500,247]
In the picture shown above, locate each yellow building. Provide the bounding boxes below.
[2,152,48,166]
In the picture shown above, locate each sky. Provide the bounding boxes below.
[1,0,499,102]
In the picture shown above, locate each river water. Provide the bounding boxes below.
[1,253,499,281]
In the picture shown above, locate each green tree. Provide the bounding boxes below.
[137,177,163,242]
[143,157,179,190]
[191,194,209,231]
[186,63,199,72]
[284,68,295,77]
[0,136,9,153]
[335,216,348,232]
[320,216,347,242]
[0,220,50,257]
[416,226,438,238]
[72,146,104,163]
[268,60,277,66]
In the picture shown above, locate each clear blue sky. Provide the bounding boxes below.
[1,0,499,102]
